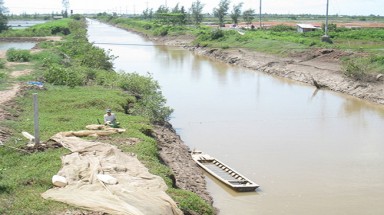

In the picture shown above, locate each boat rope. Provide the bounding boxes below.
[185,114,352,125]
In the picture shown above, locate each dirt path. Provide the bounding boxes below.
[0,52,33,141]
[0,36,62,143]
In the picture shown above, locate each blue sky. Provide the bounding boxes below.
[4,0,384,16]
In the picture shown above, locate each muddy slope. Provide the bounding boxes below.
[149,34,384,105]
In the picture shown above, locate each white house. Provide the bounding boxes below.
[297,24,318,33]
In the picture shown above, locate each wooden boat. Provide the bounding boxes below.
[191,150,259,192]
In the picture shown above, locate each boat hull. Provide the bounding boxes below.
[191,151,259,192]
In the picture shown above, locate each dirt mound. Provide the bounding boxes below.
[291,48,355,62]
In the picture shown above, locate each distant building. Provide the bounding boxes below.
[53,15,64,20]
[297,24,318,33]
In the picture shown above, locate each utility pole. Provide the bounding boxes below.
[325,0,329,36]
[259,0,262,29]
[321,0,332,43]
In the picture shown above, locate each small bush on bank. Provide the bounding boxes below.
[168,188,215,215]
[6,48,32,62]
[117,73,173,123]
[342,54,384,81]
[153,25,169,36]
[43,64,85,87]
[342,57,372,81]
[210,28,224,40]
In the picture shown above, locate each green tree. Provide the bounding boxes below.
[171,4,187,24]
[0,0,8,33]
[230,2,243,25]
[156,5,169,14]
[142,8,154,20]
[172,3,180,13]
[179,6,187,25]
[190,0,205,26]
[243,9,255,25]
[213,0,230,27]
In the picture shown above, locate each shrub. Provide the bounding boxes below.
[6,48,32,62]
[210,28,224,40]
[94,70,119,87]
[117,72,173,123]
[143,23,152,30]
[32,50,62,65]
[270,24,295,32]
[154,26,169,36]
[342,57,372,81]
[43,64,84,87]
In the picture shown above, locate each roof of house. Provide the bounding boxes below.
[296,24,317,29]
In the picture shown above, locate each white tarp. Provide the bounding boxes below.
[42,130,182,215]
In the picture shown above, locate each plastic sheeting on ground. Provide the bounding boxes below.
[42,130,183,215]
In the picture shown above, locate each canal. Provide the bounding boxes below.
[87,19,384,215]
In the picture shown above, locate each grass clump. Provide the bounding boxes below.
[168,188,215,215]
[6,48,32,62]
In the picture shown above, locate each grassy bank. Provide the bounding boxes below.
[97,15,384,80]
[0,17,214,214]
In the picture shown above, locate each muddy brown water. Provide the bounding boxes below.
[87,19,384,215]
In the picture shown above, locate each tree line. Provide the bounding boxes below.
[141,0,256,27]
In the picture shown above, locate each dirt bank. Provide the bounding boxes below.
[150,34,384,106]
[152,123,214,205]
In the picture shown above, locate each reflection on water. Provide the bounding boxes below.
[87,19,384,215]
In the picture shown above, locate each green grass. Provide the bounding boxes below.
[1,18,72,38]
[0,147,71,214]
[1,84,213,214]
[12,85,129,140]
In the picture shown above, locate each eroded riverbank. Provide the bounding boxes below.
[148,34,384,106]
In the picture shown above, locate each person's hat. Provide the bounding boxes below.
[106,109,111,113]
